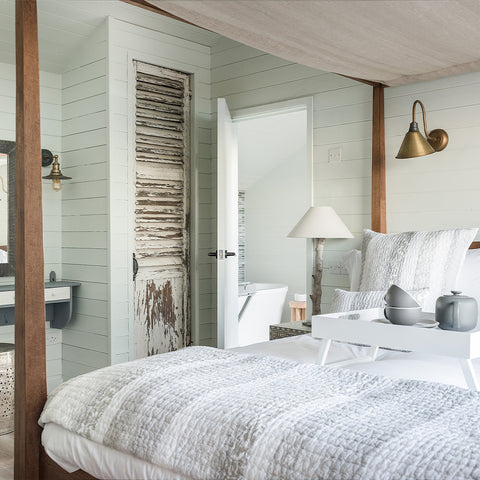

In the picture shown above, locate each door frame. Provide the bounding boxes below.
[217,96,314,346]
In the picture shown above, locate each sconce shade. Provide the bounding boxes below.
[288,206,353,239]
[396,100,448,159]
[396,122,435,159]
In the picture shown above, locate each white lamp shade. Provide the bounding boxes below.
[288,206,353,239]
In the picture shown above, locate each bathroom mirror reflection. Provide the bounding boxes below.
[0,140,15,276]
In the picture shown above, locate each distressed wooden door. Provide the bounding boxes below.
[133,61,190,358]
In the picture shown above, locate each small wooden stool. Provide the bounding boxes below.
[289,301,307,322]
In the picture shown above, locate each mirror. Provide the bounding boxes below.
[0,140,15,276]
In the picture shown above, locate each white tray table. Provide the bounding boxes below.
[312,308,480,391]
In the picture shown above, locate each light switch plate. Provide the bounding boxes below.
[328,147,342,163]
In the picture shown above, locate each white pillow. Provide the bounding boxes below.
[457,249,480,313]
[359,228,478,312]
[342,249,361,291]
[330,288,428,313]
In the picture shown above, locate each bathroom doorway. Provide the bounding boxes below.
[217,98,313,348]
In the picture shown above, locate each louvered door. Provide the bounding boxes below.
[133,61,190,358]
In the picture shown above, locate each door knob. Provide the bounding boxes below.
[225,251,236,257]
[208,251,218,258]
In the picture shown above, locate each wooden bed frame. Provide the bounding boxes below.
[13,1,480,479]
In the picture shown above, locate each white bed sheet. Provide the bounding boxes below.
[42,422,194,480]
[42,335,480,478]
[230,334,480,389]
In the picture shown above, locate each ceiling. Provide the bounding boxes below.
[238,110,306,190]
[0,0,218,73]
[152,0,480,86]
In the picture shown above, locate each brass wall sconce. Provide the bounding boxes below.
[396,100,448,159]
[42,153,71,191]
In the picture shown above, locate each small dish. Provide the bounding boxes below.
[414,318,438,328]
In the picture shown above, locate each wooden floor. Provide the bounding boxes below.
[0,433,13,480]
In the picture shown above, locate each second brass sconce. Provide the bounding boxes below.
[42,154,71,191]
[396,100,448,159]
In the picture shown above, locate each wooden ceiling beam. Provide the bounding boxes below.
[120,0,200,27]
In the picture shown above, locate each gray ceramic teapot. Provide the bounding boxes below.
[435,291,478,331]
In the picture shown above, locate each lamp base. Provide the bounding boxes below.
[311,238,325,316]
[428,129,448,152]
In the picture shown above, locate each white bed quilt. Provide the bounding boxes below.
[40,346,480,480]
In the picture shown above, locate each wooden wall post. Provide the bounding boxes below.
[372,85,386,233]
[15,1,47,479]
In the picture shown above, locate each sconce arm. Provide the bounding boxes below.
[412,100,430,139]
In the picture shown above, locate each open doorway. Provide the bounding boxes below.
[217,98,313,348]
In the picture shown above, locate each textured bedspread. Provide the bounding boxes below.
[40,346,480,480]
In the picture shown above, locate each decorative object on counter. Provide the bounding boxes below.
[436,291,478,332]
[0,343,14,435]
[396,100,448,159]
[289,300,306,322]
[288,206,353,315]
[42,154,71,191]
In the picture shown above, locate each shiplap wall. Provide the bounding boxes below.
[211,37,480,321]
[0,61,63,390]
[385,72,480,240]
[107,16,216,355]
[211,37,372,316]
[61,23,110,380]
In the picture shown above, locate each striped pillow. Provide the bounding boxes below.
[359,228,477,312]
[330,288,428,313]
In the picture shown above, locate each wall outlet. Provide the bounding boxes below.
[46,331,61,345]
[325,262,347,275]
[328,147,342,163]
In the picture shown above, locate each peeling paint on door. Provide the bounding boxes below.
[133,62,191,358]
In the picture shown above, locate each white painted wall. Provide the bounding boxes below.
[238,110,308,323]
[211,38,368,319]
[60,23,109,380]
[244,149,307,323]
[385,73,480,239]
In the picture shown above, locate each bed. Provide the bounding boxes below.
[13,1,480,480]
[39,244,480,479]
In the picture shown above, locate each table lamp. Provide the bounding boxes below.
[288,206,353,315]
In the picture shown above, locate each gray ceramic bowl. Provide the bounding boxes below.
[384,306,422,325]
[384,284,420,308]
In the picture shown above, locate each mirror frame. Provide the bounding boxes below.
[0,140,15,277]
